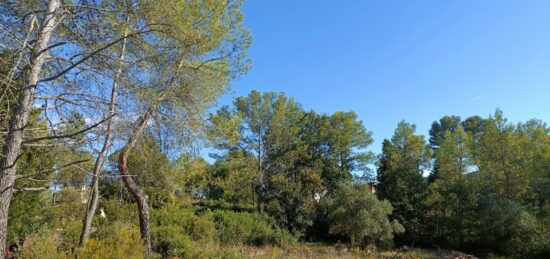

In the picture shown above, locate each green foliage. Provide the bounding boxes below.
[462,115,484,137]
[516,119,550,226]
[10,187,90,254]
[89,200,140,242]
[503,210,550,258]
[149,205,292,257]
[7,115,69,246]
[76,224,145,259]
[152,205,216,242]
[173,154,211,199]
[262,168,323,236]
[212,210,293,246]
[328,183,404,246]
[51,188,88,252]
[210,91,374,237]
[2,0,253,257]
[425,177,479,248]
[56,187,87,221]
[206,150,257,206]
[210,91,314,233]
[377,121,431,243]
[3,61,549,259]
[111,135,176,207]
[7,192,52,244]
[151,225,197,258]
[55,149,94,189]
[18,230,67,259]
[433,125,471,179]
[422,111,550,257]
[429,115,462,149]
[302,111,374,192]
[128,0,252,143]
[425,124,480,247]
[150,205,215,257]
[470,197,550,258]
[473,110,531,201]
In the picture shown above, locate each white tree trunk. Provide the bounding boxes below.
[79,33,128,246]
[0,0,61,256]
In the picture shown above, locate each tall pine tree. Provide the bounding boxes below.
[377,121,431,244]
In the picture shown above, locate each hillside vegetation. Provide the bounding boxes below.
[0,1,548,258]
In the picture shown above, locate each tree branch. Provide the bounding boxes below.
[16,159,90,180]
[14,187,47,193]
[37,27,154,84]
[22,114,115,144]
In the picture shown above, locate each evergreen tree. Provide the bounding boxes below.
[473,110,530,201]
[516,119,550,227]
[303,112,374,192]
[429,115,462,150]
[377,121,431,244]
[425,125,479,247]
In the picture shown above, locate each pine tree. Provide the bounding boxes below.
[377,121,431,244]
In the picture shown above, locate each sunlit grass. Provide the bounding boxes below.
[203,243,441,259]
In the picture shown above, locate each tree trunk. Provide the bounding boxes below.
[0,0,61,257]
[117,111,153,256]
[79,32,128,246]
[115,55,185,257]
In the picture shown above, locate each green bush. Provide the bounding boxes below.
[150,205,217,257]
[98,199,139,225]
[151,225,197,258]
[57,220,84,253]
[328,183,404,247]
[472,197,550,258]
[503,210,550,258]
[76,224,145,259]
[7,192,55,245]
[18,230,67,259]
[152,205,216,241]
[212,210,293,246]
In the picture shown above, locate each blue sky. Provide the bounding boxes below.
[218,0,550,154]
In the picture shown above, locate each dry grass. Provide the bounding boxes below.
[203,243,442,259]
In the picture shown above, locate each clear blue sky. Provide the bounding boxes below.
[219,0,550,154]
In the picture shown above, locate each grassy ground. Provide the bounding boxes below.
[203,243,444,259]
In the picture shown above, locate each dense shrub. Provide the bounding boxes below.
[98,199,139,225]
[76,224,145,259]
[463,197,550,258]
[18,230,66,259]
[328,183,404,247]
[16,188,88,255]
[150,205,216,257]
[504,211,550,258]
[212,210,293,246]
[152,205,216,241]
[151,225,197,258]
[193,199,256,213]
[57,220,84,253]
[7,192,57,247]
